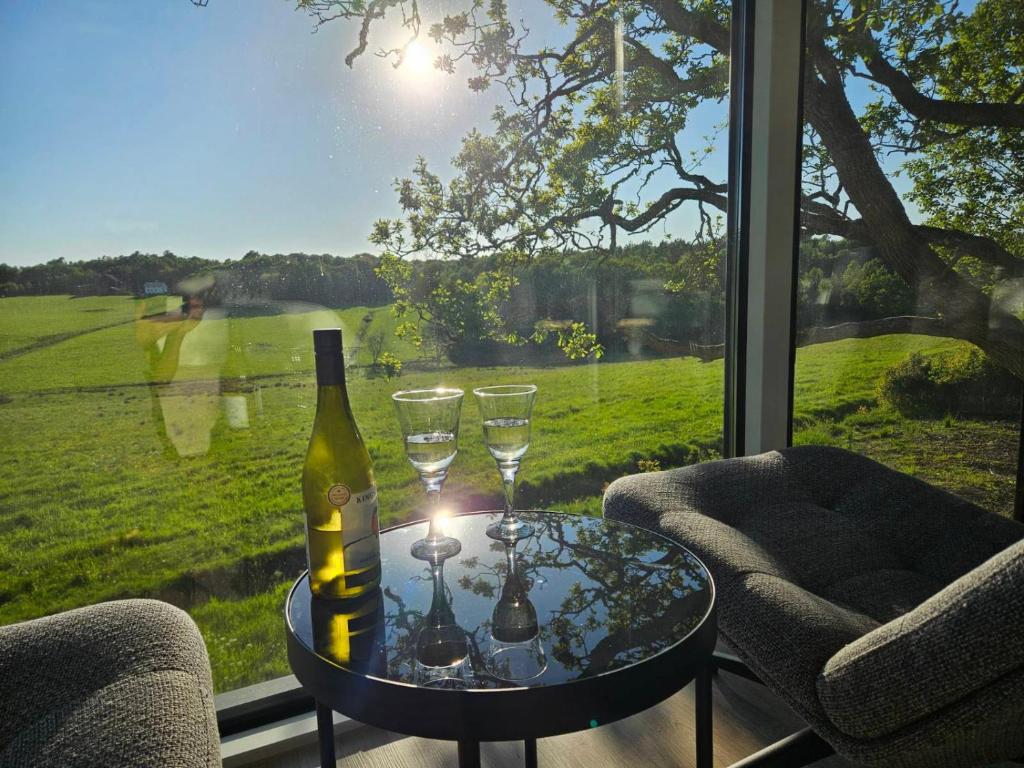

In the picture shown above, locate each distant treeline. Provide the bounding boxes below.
[0,239,919,356]
[372,237,920,363]
[0,250,393,307]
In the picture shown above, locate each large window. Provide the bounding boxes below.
[792,0,1023,518]
[0,1,732,692]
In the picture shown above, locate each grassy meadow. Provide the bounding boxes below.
[0,294,1018,690]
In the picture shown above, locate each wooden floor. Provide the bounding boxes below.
[253,669,859,768]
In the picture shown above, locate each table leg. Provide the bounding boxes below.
[316,700,336,768]
[524,737,538,768]
[695,663,713,768]
[458,740,481,768]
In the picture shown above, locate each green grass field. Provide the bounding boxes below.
[0,295,1018,690]
[0,295,140,358]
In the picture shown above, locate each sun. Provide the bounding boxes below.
[400,40,435,80]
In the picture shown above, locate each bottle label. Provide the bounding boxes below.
[327,484,351,506]
[332,484,380,572]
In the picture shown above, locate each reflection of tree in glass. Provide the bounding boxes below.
[536,519,707,676]
[307,517,709,687]
[380,576,429,681]
[456,554,498,599]
[453,519,708,678]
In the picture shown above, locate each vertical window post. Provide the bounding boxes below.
[738,0,805,455]
[724,0,754,459]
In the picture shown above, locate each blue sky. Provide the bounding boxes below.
[0,0,516,265]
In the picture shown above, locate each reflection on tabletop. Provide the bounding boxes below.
[293,512,713,691]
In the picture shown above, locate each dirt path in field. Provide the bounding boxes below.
[0,318,136,362]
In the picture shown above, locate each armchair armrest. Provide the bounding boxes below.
[0,600,215,754]
[816,539,1024,741]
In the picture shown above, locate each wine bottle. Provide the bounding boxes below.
[303,328,381,599]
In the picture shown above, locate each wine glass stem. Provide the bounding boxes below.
[430,560,446,618]
[424,484,444,542]
[499,462,518,523]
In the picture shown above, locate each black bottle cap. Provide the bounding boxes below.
[313,328,343,353]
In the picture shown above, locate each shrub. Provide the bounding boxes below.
[373,352,403,380]
[876,347,1020,418]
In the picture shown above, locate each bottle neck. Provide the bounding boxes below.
[314,350,346,387]
[313,351,354,420]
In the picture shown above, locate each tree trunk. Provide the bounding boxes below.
[797,316,952,345]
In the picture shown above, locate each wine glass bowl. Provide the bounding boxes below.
[393,388,464,560]
[473,385,537,542]
[415,623,471,688]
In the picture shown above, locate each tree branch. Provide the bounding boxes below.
[624,36,728,99]
[643,0,729,54]
[861,41,1024,129]
[801,210,1024,278]
[914,225,1024,277]
[596,187,727,233]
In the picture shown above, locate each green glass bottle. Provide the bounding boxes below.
[303,328,381,599]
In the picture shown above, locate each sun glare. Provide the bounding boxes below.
[401,40,435,81]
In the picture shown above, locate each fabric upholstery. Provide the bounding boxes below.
[819,538,1024,739]
[0,599,221,768]
[603,445,1024,767]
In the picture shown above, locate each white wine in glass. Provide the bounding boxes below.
[481,417,530,462]
[404,431,458,474]
[393,388,464,560]
[473,384,537,542]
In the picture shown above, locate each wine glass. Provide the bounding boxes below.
[414,550,472,688]
[393,388,464,560]
[486,539,546,682]
[472,384,537,542]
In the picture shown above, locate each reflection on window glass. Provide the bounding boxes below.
[0,0,729,691]
[793,0,1023,518]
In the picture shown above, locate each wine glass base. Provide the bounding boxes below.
[411,536,462,561]
[486,518,534,543]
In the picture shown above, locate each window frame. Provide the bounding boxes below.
[723,0,755,459]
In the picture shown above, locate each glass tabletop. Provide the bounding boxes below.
[287,511,713,691]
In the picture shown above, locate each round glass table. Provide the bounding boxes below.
[285,511,716,767]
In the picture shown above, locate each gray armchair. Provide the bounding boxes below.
[0,599,221,768]
[604,445,1024,768]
